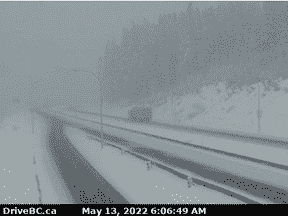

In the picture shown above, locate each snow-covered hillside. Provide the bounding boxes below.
[153,81,235,124]
[154,78,288,138]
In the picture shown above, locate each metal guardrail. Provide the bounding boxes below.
[69,107,288,149]
[86,134,269,204]
[52,109,288,171]
[34,108,288,204]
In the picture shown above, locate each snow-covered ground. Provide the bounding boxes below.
[0,109,39,204]
[0,108,71,204]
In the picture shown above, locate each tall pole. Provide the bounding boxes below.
[100,57,104,149]
[30,79,43,134]
[257,82,261,134]
[72,60,105,148]
[30,87,36,135]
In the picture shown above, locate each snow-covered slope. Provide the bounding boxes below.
[153,79,288,139]
[153,82,232,124]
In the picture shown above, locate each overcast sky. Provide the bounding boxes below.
[0,2,224,78]
[1,2,190,77]
[0,1,222,116]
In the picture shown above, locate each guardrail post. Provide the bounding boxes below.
[187,176,194,188]
[100,131,107,149]
[101,137,105,149]
[147,161,152,170]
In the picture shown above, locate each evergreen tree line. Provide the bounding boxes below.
[100,2,288,108]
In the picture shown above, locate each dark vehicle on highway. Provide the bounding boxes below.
[128,107,153,123]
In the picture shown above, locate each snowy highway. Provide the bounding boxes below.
[64,125,244,204]
[3,107,287,204]
[2,0,288,206]
[43,107,288,204]
[1,109,129,204]
[63,108,288,168]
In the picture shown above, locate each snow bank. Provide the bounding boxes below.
[0,108,39,204]
[0,107,72,204]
